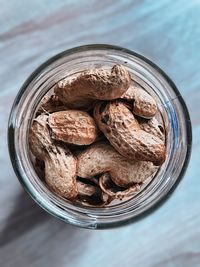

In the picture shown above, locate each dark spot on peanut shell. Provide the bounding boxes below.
[47,146,54,154]
[64,150,71,156]
[158,125,164,133]
[101,114,109,124]
[106,128,111,134]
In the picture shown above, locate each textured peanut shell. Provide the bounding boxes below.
[29,114,78,199]
[54,64,131,108]
[94,101,166,165]
[121,81,157,118]
[29,114,52,160]
[48,110,98,145]
[99,173,142,199]
[139,117,165,142]
[37,95,68,114]
[77,143,158,187]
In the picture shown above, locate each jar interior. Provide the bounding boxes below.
[29,63,168,208]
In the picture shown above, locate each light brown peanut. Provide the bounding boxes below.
[54,64,131,108]
[29,114,78,199]
[48,110,98,145]
[94,101,166,165]
[77,143,158,187]
[121,81,157,118]
[99,173,142,200]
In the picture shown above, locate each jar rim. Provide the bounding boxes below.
[8,44,192,229]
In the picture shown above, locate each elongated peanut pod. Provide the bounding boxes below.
[77,143,158,187]
[94,101,166,165]
[48,110,98,145]
[29,114,78,199]
[54,64,131,108]
[121,82,157,118]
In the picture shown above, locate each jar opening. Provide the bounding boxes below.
[8,45,192,229]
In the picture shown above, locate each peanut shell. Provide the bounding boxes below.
[48,110,98,145]
[54,64,131,108]
[139,117,165,142]
[37,95,68,114]
[29,114,78,199]
[77,143,158,187]
[99,173,142,200]
[94,101,166,165]
[121,81,157,118]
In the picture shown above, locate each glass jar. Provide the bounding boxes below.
[8,44,192,229]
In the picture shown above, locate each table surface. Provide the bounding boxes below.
[0,1,200,266]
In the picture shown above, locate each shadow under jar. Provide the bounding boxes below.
[8,44,192,229]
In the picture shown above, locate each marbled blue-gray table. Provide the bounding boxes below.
[0,1,200,266]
